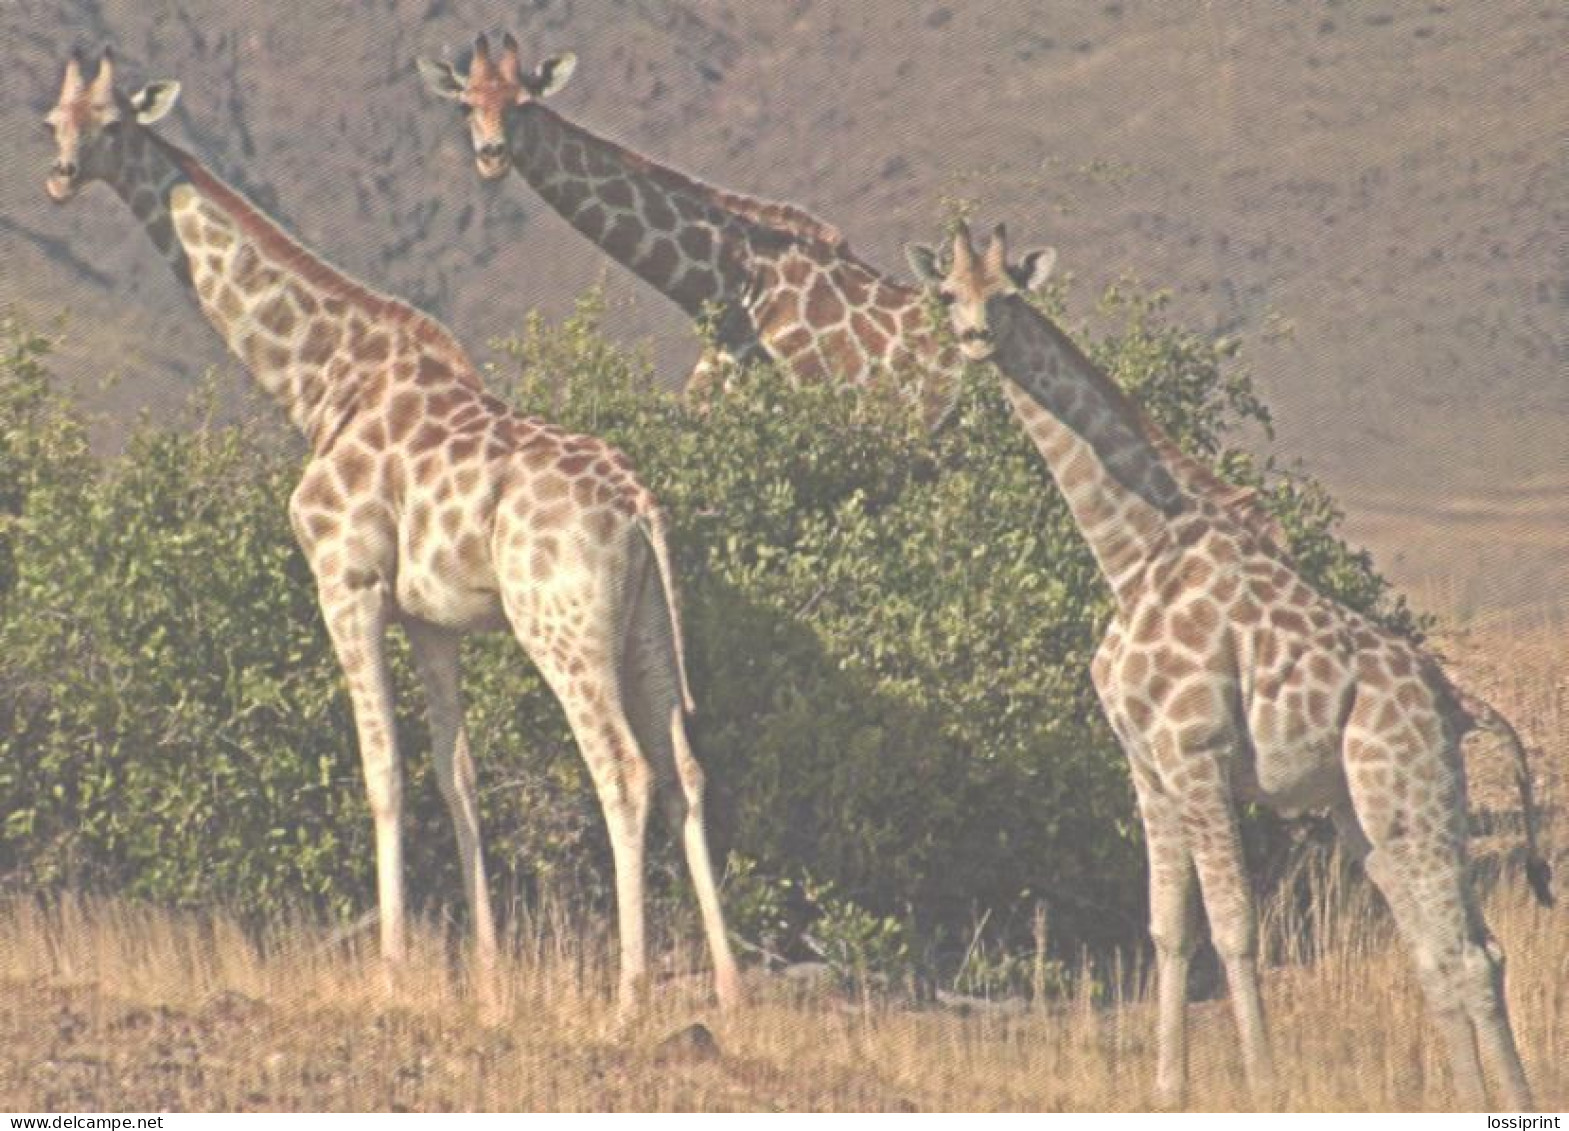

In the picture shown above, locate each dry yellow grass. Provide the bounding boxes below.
[0,880,1560,1111]
[0,619,1562,1112]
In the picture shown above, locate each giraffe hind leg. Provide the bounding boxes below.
[619,544,742,1008]
[1344,733,1533,1108]
[498,532,654,1018]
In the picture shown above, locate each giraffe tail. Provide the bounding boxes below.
[638,504,696,715]
[1458,689,1554,908]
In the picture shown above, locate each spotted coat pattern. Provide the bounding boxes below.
[912,223,1549,1110]
[422,35,965,427]
[43,50,740,1012]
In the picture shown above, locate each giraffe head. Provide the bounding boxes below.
[906,222,1056,361]
[43,48,180,203]
[419,33,577,181]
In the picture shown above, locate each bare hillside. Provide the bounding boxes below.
[2,0,1564,615]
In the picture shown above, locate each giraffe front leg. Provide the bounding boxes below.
[319,578,406,973]
[406,620,498,982]
[1135,766,1199,1109]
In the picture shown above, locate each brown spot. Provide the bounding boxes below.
[1233,598,1261,625]
[772,324,814,357]
[337,448,373,493]
[1155,651,1200,680]
[416,355,453,386]
[454,467,480,495]
[599,178,635,209]
[803,277,845,327]
[411,421,449,452]
[255,293,297,336]
[531,502,569,530]
[457,533,487,573]
[355,333,390,364]
[641,238,679,287]
[1388,648,1413,678]
[558,453,593,476]
[850,310,889,357]
[1270,608,1309,635]
[450,436,480,463]
[286,282,317,314]
[216,286,244,321]
[387,392,422,443]
[1173,599,1217,652]
[671,267,719,308]
[534,473,569,503]
[299,320,341,364]
[678,225,713,261]
[232,243,272,291]
[554,178,589,215]
[439,506,464,539]
[425,388,468,419]
[573,478,597,507]
[603,213,642,263]
[780,256,812,287]
[643,190,676,230]
[1133,606,1163,643]
[296,474,341,511]
[301,512,338,543]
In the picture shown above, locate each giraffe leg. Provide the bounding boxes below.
[1130,760,1199,1109]
[406,620,497,978]
[1344,731,1530,1108]
[565,694,654,1015]
[319,582,406,970]
[620,582,741,1009]
[1182,762,1276,1107]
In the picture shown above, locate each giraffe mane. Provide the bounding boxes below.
[153,134,483,390]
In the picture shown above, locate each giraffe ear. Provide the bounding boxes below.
[1008,247,1057,293]
[417,57,465,100]
[905,243,944,286]
[522,52,577,100]
[129,81,180,124]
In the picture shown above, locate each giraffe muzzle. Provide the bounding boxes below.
[475,144,509,179]
[45,162,80,203]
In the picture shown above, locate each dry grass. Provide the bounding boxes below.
[0,881,1561,1111]
[1,620,1562,1112]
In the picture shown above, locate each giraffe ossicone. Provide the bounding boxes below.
[42,47,741,1014]
[910,220,1551,1110]
[419,32,966,428]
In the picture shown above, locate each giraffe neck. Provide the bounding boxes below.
[509,104,741,315]
[105,128,471,451]
[990,297,1189,611]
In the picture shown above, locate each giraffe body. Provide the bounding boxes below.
[420,35,965,426]
[43,50,740,1011]
[910,223,1551,1109]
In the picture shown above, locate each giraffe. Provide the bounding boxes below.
[42,47,741,1013]
[908,222,1553,1109]
[417,33,967,428]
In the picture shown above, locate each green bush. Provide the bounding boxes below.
[0,289,1419,982]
